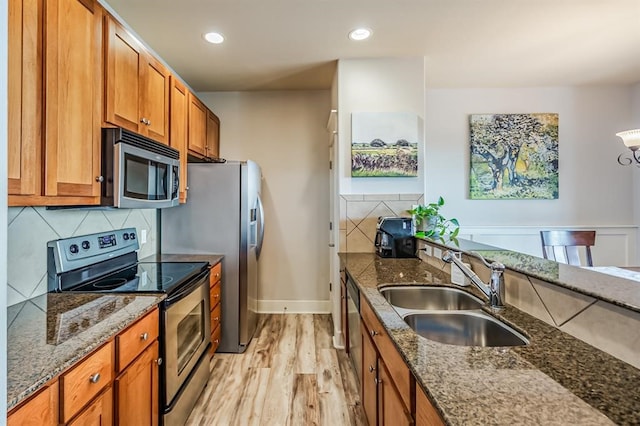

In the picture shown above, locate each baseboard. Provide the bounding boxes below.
[257,299,331,314]
[333,332,345,349]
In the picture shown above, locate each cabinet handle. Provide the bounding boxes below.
[214,294,220,299]
[140,118,146,124]
[95,176,104,183]
[155,357,163,366]
[370,330,378,337]
[213,317,219,322]
[374,377,382,385]
[215,273,220,280]
[369,365,375,373]
[89,373,101,384]
[213,339,219,344]
[146,120,151,126]
[141,332,149,341]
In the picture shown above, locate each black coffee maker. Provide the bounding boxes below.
[374,217,416,258]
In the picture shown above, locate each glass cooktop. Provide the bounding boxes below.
[69,262,209,294]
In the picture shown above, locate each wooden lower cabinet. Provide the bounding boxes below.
[7,381,58,426]
[115,340,159,426]
[67,387,113,426]
[415,385,445,426]
[209,262,223,356]
[360,297,414,426]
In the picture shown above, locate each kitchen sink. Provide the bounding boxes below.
[380,286,484,311]
[403,312,529,347]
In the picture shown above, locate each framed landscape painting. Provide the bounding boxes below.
[469,113,559,200]
[351,112,418,177]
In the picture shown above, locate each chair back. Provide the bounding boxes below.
[540,230,596,266]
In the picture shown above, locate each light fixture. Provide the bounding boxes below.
[616,129,640,166]
[348,28,371,41]
[203,32,224,44]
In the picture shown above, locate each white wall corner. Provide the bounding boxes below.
[257,299,332,314]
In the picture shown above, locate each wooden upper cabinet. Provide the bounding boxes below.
[206,109,220,159]
[8,0,43,198]
[188,92,207,157]
[105,15,170,144]
[170,76,189,203]
[44,0,103,199]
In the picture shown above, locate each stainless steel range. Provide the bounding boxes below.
[47,228,211,426]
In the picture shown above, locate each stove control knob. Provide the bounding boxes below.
[69,244,79,254]
[123,233,129,241]
[129,232,136,240]
[81,240,91,250]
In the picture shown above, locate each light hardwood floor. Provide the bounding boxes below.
[186,314,366,426]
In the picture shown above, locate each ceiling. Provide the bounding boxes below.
[104,0,640,92]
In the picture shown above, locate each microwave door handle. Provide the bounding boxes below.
[256,195,265,258]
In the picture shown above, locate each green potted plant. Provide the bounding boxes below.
[407,196,460,243]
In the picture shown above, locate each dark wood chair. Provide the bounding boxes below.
[540,230,596,266]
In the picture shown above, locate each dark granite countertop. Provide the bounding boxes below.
[418,236,640,313]
[341,253,640,425]
[7,293,164,411]
[140,253,224,267]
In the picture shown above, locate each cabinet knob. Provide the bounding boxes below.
[215,273,220,280]
[89,373,101,384]
[155,357,163,366]
[370,330,378,337]
[146,119,151,126]
[369,365,375,373]
[214,339,219,344]
[140,332,149,341]
[214,317,219,322]
[95,176,104,183]
[374,377,382,385]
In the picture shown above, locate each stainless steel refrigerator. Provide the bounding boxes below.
[160,160,264,353]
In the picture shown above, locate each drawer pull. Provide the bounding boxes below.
[369,365,375,373]
[214,294,220,299]
[89,373,101,384]
[370,330,378,337]
[213,317,220,322]
[141,332,149,341]
[213,339,219,344]
[155,357,163,366]
[374,377,382,385]
[214,273,220,279]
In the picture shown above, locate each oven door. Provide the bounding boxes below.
[163,272,211,405]
[114,141,179,209]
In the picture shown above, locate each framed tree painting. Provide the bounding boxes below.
[351,112,418,177]
[469,113,559,199]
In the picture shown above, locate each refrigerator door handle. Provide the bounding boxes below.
[256,195,265,258]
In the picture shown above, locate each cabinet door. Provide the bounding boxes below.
[105,16,142,133]
[170,76,189,202]
[361,322,378,426]
[378,361,413,426]
[206,109,220,158]
[44,0,102,199]
[115,340,160,426]
[67,387,113,426]
[416,384,444,426]
[187,93,207,157]
[141,54,170,144]
[8,0,42,197]
[7,381,57,426]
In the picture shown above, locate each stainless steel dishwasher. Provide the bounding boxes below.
[346,273,362,385]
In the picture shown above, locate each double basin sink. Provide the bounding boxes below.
[380,286,528,347]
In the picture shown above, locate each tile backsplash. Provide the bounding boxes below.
[340,193,423,253]
[6,207,158,306]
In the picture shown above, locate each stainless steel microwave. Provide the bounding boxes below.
[101,128,180,209]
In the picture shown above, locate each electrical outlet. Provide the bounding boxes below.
[140,229,147,244]
[433,247,442,259]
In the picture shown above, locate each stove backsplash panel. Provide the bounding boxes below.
[6,207,158,306]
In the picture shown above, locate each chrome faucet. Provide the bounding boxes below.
[442,250,505,310]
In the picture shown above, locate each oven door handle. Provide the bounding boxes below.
[164,269,210,306]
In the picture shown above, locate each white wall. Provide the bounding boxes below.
[337,57,426,195]
[198,90,332,313]
[1,0,8,417]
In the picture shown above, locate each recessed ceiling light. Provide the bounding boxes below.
[203,32,225,44]
[349,28,372,41]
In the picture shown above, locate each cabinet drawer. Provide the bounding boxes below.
[209,281,221,310]
[116,308,159,372]
[210,302,221,333]
[60,341,113,423]
[361,296,411,409]
[209,262,222,285]
[210,324,221,355]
